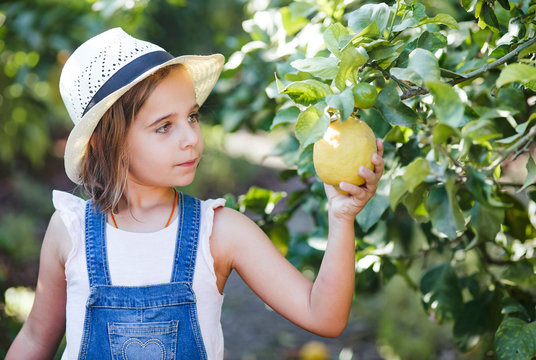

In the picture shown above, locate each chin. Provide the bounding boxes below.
[172,175,196,188]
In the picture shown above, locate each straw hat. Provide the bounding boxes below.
[59,27,224,184]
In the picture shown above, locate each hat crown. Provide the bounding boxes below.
[59,28,163,125]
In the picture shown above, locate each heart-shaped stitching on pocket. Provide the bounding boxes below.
[122,338,165,360]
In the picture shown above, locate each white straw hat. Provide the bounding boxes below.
[59,27,224,184]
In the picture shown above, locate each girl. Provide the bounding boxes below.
[6,28,384,359]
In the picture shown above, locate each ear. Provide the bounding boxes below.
[88,133,96,148]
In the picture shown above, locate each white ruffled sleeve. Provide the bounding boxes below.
[52,190,86,271]
[199,198,226,283]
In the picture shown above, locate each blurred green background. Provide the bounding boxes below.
[0,0,495,359]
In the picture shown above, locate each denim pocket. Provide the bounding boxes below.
[107,321,179,360]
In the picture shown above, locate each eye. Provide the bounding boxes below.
[188,112,201,123]
[156,122,171,134]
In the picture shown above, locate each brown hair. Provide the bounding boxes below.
[80,64,183,214]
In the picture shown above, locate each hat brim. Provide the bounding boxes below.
[64,54,224,184]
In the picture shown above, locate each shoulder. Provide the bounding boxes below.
[212,206,258,238]
[49,190,86,265]
[44,211,72,266]
[211,207,252,261]
[211,206,271,261]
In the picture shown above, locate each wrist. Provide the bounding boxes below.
[328,203,358,225]
[328,210,355,231]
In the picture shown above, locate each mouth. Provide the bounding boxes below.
[177,158,198,167]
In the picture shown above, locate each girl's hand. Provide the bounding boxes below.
[324,138,384,222]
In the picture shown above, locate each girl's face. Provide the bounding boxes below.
[126,67,203,188]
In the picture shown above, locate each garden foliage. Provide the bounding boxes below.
[226,0,536,358]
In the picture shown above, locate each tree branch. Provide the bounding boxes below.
[370,61,413,90]
[436,144,465,170]
[484,125,536,173]
[400,36,536,100]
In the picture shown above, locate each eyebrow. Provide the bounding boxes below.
[145,104,200,129]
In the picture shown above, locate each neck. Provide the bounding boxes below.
[117,181,175,214]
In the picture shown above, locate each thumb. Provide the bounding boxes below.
[323,183,342,199]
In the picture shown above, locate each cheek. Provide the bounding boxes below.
[198,133,204,153]
[127,135,161,169]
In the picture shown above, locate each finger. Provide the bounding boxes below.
[323,183,340,198]
[339,181,369,199]
[376,138,384,156]
[359,166,379,187]
[372,153,385,178]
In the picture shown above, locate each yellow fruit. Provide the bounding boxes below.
[313,116,376,187]
[299,341,330,360]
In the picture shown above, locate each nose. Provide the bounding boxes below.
[177,121,199,149]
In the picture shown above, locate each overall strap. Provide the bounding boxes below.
[171,192,201,284]
[84,200,112,287]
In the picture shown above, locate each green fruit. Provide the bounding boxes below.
[352,82,378,109]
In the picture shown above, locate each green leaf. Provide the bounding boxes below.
[296,144,315,176]
[420,263,463,322]
[239,186,287,215]
[432,123,460,145]
[295,106,330,149]
[290,57,339,80]
[375,84,418,127]
[356,181,389,232]
[418,13,459,29]
[323,23,349,58]
[418,31,447,53]
[384,125,413,143]
[497,63,536,89]
[389,67,422,86]
[357,21,380,39]
[347,3,390,36]
[502,297,531,319]
[409,2,427,21]
[271,106,300,130]
[470,201,504,243]
[357,107,391,138]
[389,176,407,209]
[453,291,502,352]
[461,0,478,11]
[425,182,464,240]
[502,260,536,290]
[281,79,331,106]
[495,317,536,360]
[467,168,509,208]
[280,6,308,35]
[403,158,431,193]
[496,0,510,10]
[326,88,354,122]
[477,2,500,32]
[518,155,536,193]
[426,81,465,127]
[368,44,400,69]
[409,48,440,82]
[403,183,430,222]
[462,119,502,145]
[289,1,316,18]
[335,47,366,91]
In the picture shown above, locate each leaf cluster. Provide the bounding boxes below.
[230,0,536,357]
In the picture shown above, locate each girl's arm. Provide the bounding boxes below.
[6,211,69,359]
[212,139,384,337]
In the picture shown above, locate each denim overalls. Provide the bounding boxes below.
[77,192,208,359]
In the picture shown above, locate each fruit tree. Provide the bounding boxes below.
[222,0,536,358]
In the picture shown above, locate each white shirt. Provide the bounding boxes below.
[53,190,225,360]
